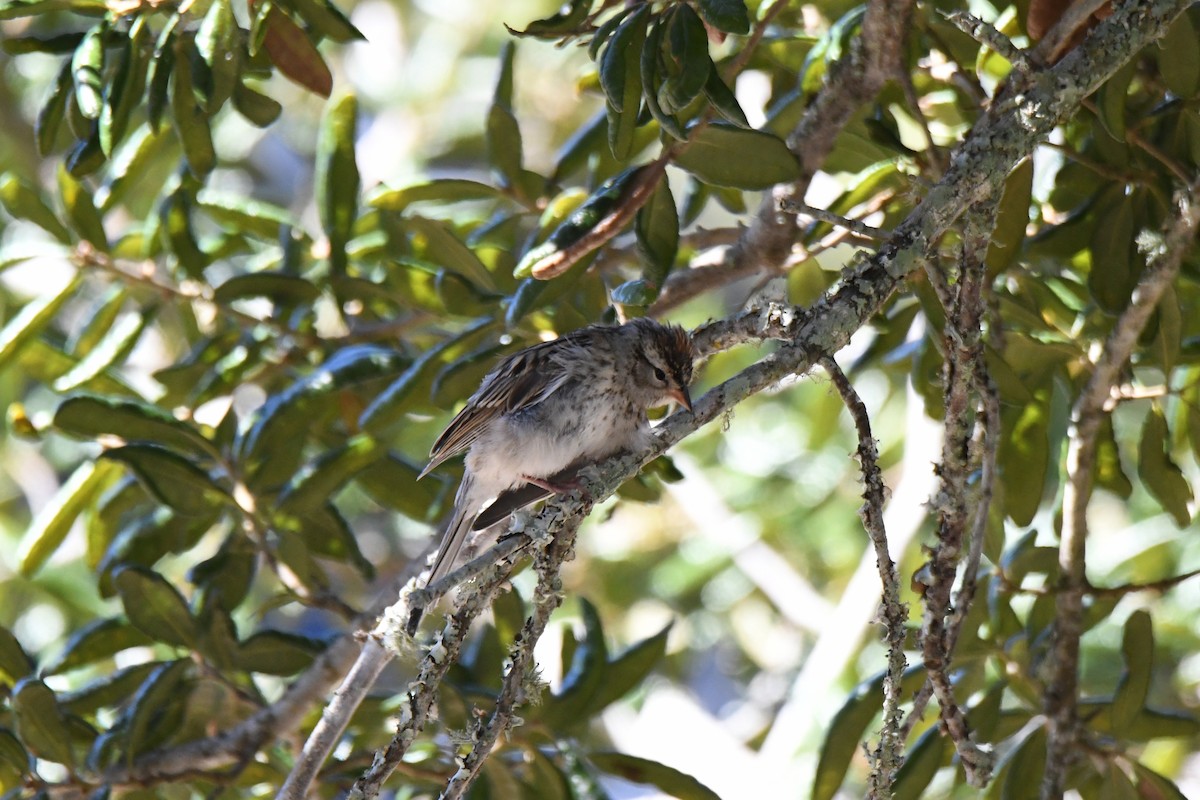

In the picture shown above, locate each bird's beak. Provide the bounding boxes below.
[670,386,693,412]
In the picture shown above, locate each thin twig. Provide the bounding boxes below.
[942,11,1032,71]
[780,199,890,240]
[821,358,907,798]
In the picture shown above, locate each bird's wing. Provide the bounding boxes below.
[420,333,589,476]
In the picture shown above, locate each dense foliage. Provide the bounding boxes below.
[0,0,1198,798]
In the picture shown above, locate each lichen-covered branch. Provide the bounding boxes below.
[439,518,583,799]
[821,359,907,798]
[915,198,998,787]
[1042,184,1199,800]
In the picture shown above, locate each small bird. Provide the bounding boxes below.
[413,317,695,613]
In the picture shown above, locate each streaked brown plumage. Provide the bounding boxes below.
[409,318,694,631]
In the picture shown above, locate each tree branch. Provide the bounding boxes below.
[821,359,907,798]
[1042,183,1199,800]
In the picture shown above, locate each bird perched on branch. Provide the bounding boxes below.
[408,318,695,631]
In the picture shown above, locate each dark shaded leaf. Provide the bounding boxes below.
[696,0,750,35]
[316,93,359,275]
[101,444,231,516]
[1137,405,1193,527]
[113,567,197,648]
[589,752,720,800]
[236,630,324,675]
[12,678,74,766]
[0,625,34,686]
[42,617,155,675]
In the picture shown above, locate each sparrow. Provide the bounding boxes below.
[410,318,695,626]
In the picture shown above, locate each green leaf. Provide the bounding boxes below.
[487,43,524,189]
[198,192,297,240]
[985,158,1033,276]
[0,727,29,775]
[1157,13,1199,99]
[278,435,383,512]
[641,17,684,139]
[316,93,359,275]
[701,67,749,128]
[0,275,82,376]
[602,5,649,159]
[195,0,239,113]
[99,20,148,157]
[891,726,948,800]
[159,183,209,278]
[0,173,70,241]
[232,80,283,127]
[1097,60,1135,146]
[238,344,406,486]
[998,390,1050,527]
[1137,405,1193,527]
[213,272,322,306]
[52,311,148,392]
[600,6,649,113]
[589,753,720,800]
[1095,415,1132,498]
[357,320,494,433]
[661,5,710,114]
[406,216,497,292]
[696,0,750,35]
[188,534,256,609]
[674,124,801,190]
[355,453,449,521]
[171,47,216,178]
[146,19,178,132]
[611,279,657,307]
[541,599,609,728]
[43,617,155,675]
[813,666,927,800]
[1001,727,1046,800]
[36,61,72,155]
[68,286,126,356]
[57,164,108,250]
[70,24,104,120]
[508,0,590,38]
[124,659,190,756]
[101,444,232,516]
[1088,193,1137,314]
[12,678,75,766]
[635,179,678,287]
[17,459,122,577]
[1112,609,1153,730]
[113,566,197,648]
[582,623,671,717]
[236,630,324,675]
[290,0,364,42]
[54,394,214,458]
[366,179,502,211]
[1132,762,1189,800]
[0,625,34,686]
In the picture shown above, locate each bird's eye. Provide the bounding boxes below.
[653,367,667,383]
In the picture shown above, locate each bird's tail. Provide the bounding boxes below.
[407,474,478,634]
